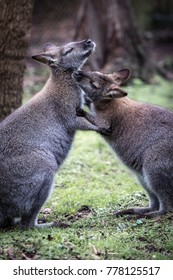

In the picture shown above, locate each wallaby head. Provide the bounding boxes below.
[73,68,130,103]
[32,39,95,71]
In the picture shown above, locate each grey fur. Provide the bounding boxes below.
[0,39,104,229]
[73,69,173,218]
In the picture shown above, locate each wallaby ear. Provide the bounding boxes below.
[112,68,130,85]
[117,68,130,81]
[106,85,128,99]
[43,42,56,53]
[31,53,54,65]
[32,42,58,65]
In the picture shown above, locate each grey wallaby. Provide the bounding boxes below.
[0,39,107,229]
[73,69,173,218]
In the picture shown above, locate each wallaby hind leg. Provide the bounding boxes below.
[115,197,159,217]
[126,175,160,215]
[20,174,54,229]
[141,169,173,218]
[115,198,159,217]
[125,165,173,218]
[115,175,160,217]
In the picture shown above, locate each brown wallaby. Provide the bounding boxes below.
[73,69,173,218]
[0,39,108,229]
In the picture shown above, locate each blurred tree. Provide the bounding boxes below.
[74,0,154,81]
[0,0,34,121]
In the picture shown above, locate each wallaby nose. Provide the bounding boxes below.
[84,39,95,50]
[85,39,92,45]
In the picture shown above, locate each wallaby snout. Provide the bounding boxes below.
[83,39,95,50]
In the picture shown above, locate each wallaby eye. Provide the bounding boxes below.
[116,77,120,82]
[62,48,73,56]
[50,54,56,59]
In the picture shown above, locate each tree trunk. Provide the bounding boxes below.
[74,0,154,81]
[0,0,34,121]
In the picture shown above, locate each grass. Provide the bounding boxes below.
[0,74,173,260]
[126,76,173,110]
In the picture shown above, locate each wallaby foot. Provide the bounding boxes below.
[21,221,70,229]
[36,222,54,228]
[36,221,70,228]
[114,207,170,218]
[19,221,54,229]
[114,206,158,217]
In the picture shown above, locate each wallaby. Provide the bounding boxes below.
[73,69,173,218]
[0,39,107,229]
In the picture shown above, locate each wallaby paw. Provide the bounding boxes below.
[76,108,86,117]
[99,127,112,136]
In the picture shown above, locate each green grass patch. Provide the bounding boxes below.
[126,76,173,110]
